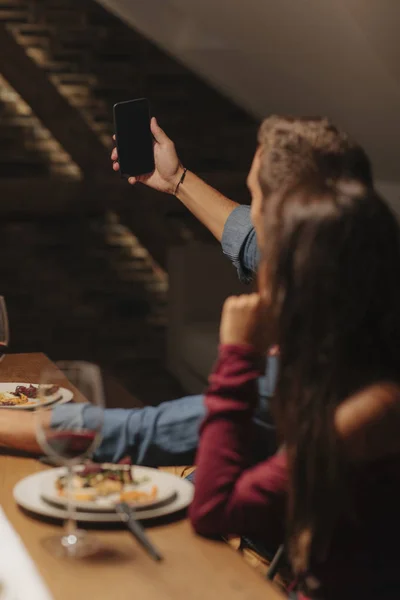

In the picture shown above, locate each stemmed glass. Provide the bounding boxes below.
[0,297,9,363]
[35,361,104,558]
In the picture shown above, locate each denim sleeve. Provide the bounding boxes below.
[221,205,259,284]
[50,356,279,467]
[51,396,205,466]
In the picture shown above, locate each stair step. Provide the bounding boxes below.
[52,72,97,86]
[56,86,92,102]
[12,24,51,48]
[0,99,31,115]
[43,61,74,74]
[17,138,60,152]
[0,122,38,134]
[25,46,48,64]
[12,23,50,36]
[49,164,80,177]
[58,96,107,115]
[0,9,27,22]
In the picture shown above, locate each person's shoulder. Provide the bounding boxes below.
[335,382,400,462]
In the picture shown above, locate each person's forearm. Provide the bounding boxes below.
[52,398,204,466]
[0,410,45,453]
[176,170,239,241]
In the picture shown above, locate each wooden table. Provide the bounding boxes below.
[0,354,284,600]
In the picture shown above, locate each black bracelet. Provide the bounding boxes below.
[174,168,188,195]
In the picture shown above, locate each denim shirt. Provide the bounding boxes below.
[51,207,274,464]
[221,205,259,283]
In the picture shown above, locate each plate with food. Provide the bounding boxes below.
[40,463,177,512]
[0,383,73,410]
[13,466,194,523]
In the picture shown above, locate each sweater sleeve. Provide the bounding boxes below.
[189,344,287,546]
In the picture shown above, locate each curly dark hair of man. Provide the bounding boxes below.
[257,115,373,195]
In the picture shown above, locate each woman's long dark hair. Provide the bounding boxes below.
[260,179,400,572]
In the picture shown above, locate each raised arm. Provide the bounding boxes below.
[111,118,239,243]
[190,293,286,540]
[174,169,239,241]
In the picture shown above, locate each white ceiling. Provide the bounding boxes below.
[98,0,400,184]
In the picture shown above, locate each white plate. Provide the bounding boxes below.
[41,465,177,512]
[14,467,194,523]
[0,383,73,410]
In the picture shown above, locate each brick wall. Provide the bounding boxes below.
[0,0,257,407]
[0,212,185,406]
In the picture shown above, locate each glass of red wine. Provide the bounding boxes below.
[35,361,104,558]
[0,297,9,363]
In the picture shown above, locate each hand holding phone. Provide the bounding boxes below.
[112,106,183,194]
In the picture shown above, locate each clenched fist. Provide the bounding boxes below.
[220,293,273,354]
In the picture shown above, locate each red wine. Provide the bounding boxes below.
[46,430,97,460]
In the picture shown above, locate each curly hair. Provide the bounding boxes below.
[257,116,373,194]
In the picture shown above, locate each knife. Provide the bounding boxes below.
[116,502,163,562]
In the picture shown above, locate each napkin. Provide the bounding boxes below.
[0,507,53,600]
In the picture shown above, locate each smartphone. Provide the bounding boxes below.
[113,98,155,177]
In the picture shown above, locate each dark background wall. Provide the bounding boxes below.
[0,0,256,407]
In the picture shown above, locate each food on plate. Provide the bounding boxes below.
[55,463,158,505]
[16,384,60,398]
[120,486,158,503]
[42,385,61,397]
[0,391,32,407]
[0,384,61,407]
[15,384,38,398]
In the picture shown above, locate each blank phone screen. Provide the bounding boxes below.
[114,98,155,177]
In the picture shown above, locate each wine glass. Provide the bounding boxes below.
[0,297,9,363]
[35,361,105,558]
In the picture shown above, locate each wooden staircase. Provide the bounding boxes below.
[0,0,258,402]
[0,0,256,179]
[0,0,257,265]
